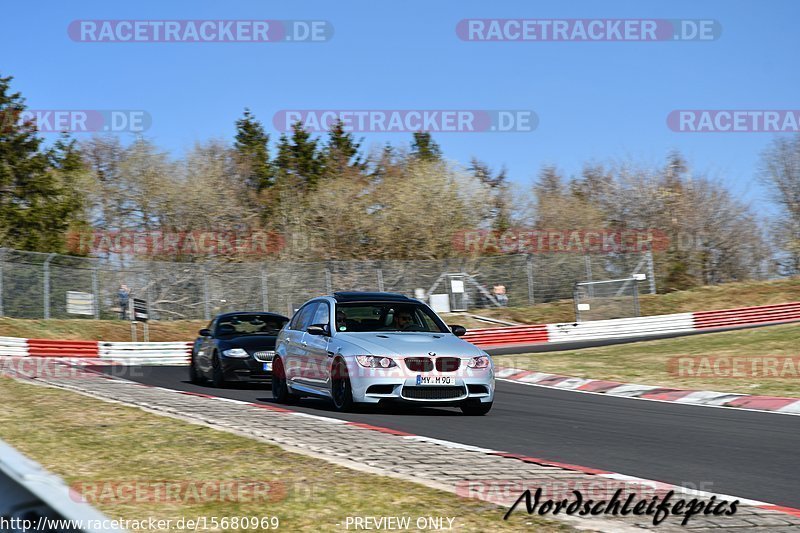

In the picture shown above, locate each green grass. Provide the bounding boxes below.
[494,322,800,397]
[0,317,207,342]
[0,378,569,532]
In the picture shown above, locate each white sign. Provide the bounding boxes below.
[429,294,451,313]
[450,280,465,293]
[66,291,95,316]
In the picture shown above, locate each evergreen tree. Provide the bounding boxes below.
[0,75,83,252]
[322,120,363,178]
[410,132,442,162]
[274,122,322,190]
[234,109,272,191]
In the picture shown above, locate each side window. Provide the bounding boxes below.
[311,302,330,328]
[291,303,318,331]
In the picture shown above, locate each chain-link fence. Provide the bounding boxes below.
[574,277,643,322]
[0,248,655,321]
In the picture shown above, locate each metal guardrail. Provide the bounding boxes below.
[0,438,125,533]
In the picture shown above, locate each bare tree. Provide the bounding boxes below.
[760,135,800,274]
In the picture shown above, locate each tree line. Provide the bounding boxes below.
[1,73,798,292]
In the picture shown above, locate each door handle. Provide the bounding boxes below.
[301,341,308,347]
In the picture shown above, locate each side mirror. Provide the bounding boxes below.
[199,328,211,337]
[450,325,467,337]
[307,324,329,336]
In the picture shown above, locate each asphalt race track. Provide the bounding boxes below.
[96,365,800,509]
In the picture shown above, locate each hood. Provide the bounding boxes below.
[218,335,278,352]
[335,332,483,357]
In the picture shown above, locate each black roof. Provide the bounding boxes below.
[333,291,415,303]
[216,311,289,320]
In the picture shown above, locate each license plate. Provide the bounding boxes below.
[263,362,272,371]
[416,375,457,386]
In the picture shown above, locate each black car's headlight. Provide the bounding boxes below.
[356,355,397,368]
[222,348,249,358]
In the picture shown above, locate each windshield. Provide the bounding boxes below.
[334,302,449,333]
[215,314,288,337]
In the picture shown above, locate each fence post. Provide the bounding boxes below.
[0,248,4,317]
[91,265,100,319]
[646,251,656,294]
[202,266,211,320]
[261,264,269,312]
[376,267,384,292]
[526,254,535,305]
[43,253,56,319]
[584,255,594,297]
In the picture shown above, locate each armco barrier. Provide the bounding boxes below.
[99,341,191,365]
[693,301,800,330]
[0,337,29,357]
[0,300,797,361]
[546,313,694,343]
[26,339,99,358]
[461,324,549,347]
[0,438,124,533]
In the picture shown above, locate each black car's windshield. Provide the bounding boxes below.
[335,303,448,333]
[215,314,288,337]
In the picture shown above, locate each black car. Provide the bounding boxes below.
[190,311,289,387]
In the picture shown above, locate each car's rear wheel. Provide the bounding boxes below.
[210,352,227,388]
[272,358,298,404]
[331,360,355,412]
[461,400,492,416]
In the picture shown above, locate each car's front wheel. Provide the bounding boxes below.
[189,355,203,384]
[272,358,298,404]
[210,352,227,388]
[331,359,355,412]
[461,400,493,416]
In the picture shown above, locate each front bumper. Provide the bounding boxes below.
[347,361,494,405]
[221,357,273,382]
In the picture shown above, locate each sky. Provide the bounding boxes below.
[1,0,798,216]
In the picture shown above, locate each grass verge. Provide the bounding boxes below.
[0,317,207,342]
[0,377,568,532]
[494,322,800,397]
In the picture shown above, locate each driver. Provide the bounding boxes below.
[393,310,414,330]
[336,310,348,331]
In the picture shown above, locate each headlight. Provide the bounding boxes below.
[356,355,397,368]
[222,348,249,358]
[467,355,490,368]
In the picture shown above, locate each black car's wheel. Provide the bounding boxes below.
[461,400,493,416]
[189,355,202,384]
[331,360,355,412]
[210,352,227,388]
[272,358,297,404]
